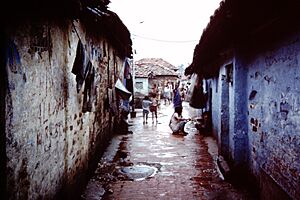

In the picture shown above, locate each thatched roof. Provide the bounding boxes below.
[186,0,300,78]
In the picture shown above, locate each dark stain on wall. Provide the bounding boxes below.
[250,118,259,132]
[249,90,257,100]
[17,158,30,200]
[280,101,290,120]
[29,23,52,60]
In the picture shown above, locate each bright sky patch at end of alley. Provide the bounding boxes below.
[109,0,222,67]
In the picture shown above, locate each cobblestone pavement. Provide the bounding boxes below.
[82,102,256,200]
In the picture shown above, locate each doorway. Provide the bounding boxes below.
[220,70,230,160]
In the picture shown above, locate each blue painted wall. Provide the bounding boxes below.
[244,32,300,199]
[210,31,300,199]
[211,60,249,168]
[211,73,220,146]
[232,57,249,169]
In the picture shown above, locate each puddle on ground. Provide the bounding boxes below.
[119,164,158,181]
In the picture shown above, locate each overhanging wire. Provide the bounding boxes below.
[132,34,198,43]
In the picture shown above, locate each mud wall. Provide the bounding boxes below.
[4,19,124,199]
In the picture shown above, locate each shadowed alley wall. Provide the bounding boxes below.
[3,19,127,199]
[210,31,300,199]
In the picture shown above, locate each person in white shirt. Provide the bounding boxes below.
[169,106,189,135]
[163,84,171,105]
[142,96,152,124]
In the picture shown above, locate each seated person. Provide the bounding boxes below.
[169,106,189,135]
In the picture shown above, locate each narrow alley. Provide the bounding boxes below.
[3,1,300,199]
[82,102,256,200]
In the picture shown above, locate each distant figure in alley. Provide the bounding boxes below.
[142,96,152,124]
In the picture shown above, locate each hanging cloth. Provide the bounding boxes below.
[115,78,132,100]
[71,40,89,93]
[124,57,131,79]
[189,77,207,109]
[82,62,95,113]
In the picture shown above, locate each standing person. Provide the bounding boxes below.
[163,83,171,105]
[157,84,162,108]
[169,82,174,102]
[151,83,158,94]
[180,87,185,101]
[169,106,189,135]
[142,96,152,124]
[173,81,182,112]
[150,93,158,123]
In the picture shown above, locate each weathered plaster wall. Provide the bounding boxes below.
[135,77,149,96]
[245,32,300,199]
[231,59,249,169]
[211,75,220,141]
[4,19,124,199]
[135,76,177,97]
[211,59,249,169]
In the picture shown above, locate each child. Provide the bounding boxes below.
[150,93,158,123]
[142,96,152,124]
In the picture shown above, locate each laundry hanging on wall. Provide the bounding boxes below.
[189,75,207,109]
[126,73,133,94]
[115,78,132,101]
[82,62,95,113]
[71,40,98,113]
[123,57,131,79]
[71,40,89,93]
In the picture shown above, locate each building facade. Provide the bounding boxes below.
[134,58,178,96]
[1,1,132,199]
[186,0,300,199]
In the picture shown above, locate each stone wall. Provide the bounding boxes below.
[4,19,125,199]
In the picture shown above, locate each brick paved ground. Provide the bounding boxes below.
[82,102,256,200]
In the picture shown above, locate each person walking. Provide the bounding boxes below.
[142,96,152,124]
[150,93,158,123]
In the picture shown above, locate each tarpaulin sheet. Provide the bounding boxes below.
[115,79,132,100]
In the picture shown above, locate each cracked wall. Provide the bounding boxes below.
[4,19,125,199]
[246,32,300,199]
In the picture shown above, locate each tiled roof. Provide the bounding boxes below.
[135,58,179,78]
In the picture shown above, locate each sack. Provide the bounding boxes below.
[189,88,207,109]
[186,73,198,101]
[189,76,207,109]
[169,113,175,131]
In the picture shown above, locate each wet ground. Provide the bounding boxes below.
[81,102,256,200]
